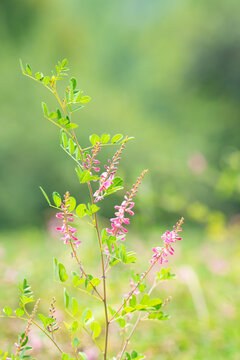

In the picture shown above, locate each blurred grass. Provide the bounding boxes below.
[1,0,240,358]
[0,222,240,359]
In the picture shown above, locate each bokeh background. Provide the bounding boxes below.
[0,0,240,359]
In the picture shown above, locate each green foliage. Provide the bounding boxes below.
[18,279,34,307]
[124,351,145,359]
[58,263,68,282]
[90,320,101,338]
[52,192,61,207]
[3,306,12,316]
[38,314,55,329]
[156,268,176,282]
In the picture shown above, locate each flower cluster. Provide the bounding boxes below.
[46,297,59,334]
[56,192,81,247]
[106,169,148,241]
[83,142,101,174]
[94,140,128,202]
[150,217,184,264]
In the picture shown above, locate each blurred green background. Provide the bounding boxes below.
[0,0,240,359]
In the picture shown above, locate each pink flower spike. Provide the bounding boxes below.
[150,217,184,265]
[56,191,80,248]
[106,170,148,240]
[56,213,64,219]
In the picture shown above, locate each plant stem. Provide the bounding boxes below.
[23,307,63,354]
[118,277,158,359]
[88,185,109,360]
[109,256,160,322]
[69,239,104,301]
[44,86,109,359]
[55,280,102,302]
[118,313,141,360]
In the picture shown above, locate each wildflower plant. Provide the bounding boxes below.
[0,59,184,360]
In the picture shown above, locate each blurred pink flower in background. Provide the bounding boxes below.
[85,346,98,359]
[188,152,207,174]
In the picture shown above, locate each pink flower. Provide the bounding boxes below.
[106,170,148,240]
[94,141,127,202]
[83,142,101,179]
[56,192,81,247]
[150,217,184,264]
[106,200,135,240]
[150,247,168,264]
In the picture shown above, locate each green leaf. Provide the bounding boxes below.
[49,112,58,119]
[26,64,32,75]
[140,294,150,305]
[72,274,84,287]
[101,133,110,144]
[87,278,101,291]
[65,123,79,129]
[148,299,162,308]
[42,102,48,117]
[80,170,93,183]
[15,308,24,317]
[75,91,82,102]
[148,311,165,320]
[71,297,79,316]
[112,177,124,187]
[39,186,51,206]
[64,288,69,308]
[38,314,55,328]
[70,77,77,90]
[117,317,126,328]
[43,76,50,85]
[73,337,81,348]
[88,204,100,214]
[90,321,101,338]
[19,58,26,74]
[52,192,62,207]
[123,306,135,313]
[89,134,100,145]
[68,196,76,212]
[78,352,88,360]
[79,96,91,103]
[58,263,68,282]
[71,320,79,332]
[19,295,34,306]
[111,134,123,143]
[124,353,131,360]
[131,351,138,359]
[62,354,70,360]
[129,295,137,307]
[3,307,12,316]
[53,257,58,279]
[62,59,68,68]
[70,105,83,113]
[60,130,68,148]
[69,139,76,155]
[125,251,137,264]
[76,204,87,217]
[58,118,69,125]
[81,309,92,325]
[35,72,42,80]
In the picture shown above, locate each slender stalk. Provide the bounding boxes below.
[54,89,110,360]
[34,82,110,359]
[118,277,158,359]
[109,256,159,323]
[23,306,63,354]
[54,280,102,302]
[69,239,104,301]
[88,185,109,360]
[66,310,104,354]
[118,314,141,360]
